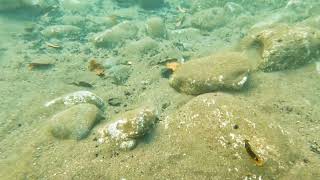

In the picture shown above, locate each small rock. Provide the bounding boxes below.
[101,107,157,150]
[49,104,105,140]
[44,91,105,110]
[191,7,226,31]
[92,21,138,48]
[121,37,159,58]
[108,98,122,106]
[170,52,251,95]
[160,67,173,78]
[109,65,132,85]
[146,17,167,38]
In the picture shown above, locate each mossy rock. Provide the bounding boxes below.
[170,52,251,95]
[49,103,105,140]
[241,24,320,72]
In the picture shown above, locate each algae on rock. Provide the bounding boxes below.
[242,24,320,71]
[170,52,251,95]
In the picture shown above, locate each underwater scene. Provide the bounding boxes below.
[1,0,320,179]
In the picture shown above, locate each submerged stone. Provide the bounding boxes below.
[242,24,320,71]
[169,52,251,95]
[101,107,157,150]
[49,103,104,140]
[92,21,138,48]
[146,17,167,39]
[191,7,226,31]
[44,91,105,110]
[121,37,159,58]
[156,93,308,179]
[109,65,132,85]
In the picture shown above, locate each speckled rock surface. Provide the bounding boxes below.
[49,103,105,140]
[44,91,105,110]
[170,52,251,95]
[242,24,320,71]
[101,106,157,150]
[153,93,310,179]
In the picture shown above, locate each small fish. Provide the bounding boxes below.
[70,81,93,88]
[244,139,264,166]
[28,62,54,70]
[46,42,61,49]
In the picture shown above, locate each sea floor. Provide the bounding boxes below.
[0,1,320,179]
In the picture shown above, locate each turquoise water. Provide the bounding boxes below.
[1,0,320,179]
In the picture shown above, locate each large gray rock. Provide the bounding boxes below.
[241,24,320,71]
[152,93,308,179]
[49,103,104,140]
[170,52,251,95]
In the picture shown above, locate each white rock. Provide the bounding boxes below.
[45,91,105,109]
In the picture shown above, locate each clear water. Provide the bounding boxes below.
[0,0,320,179]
